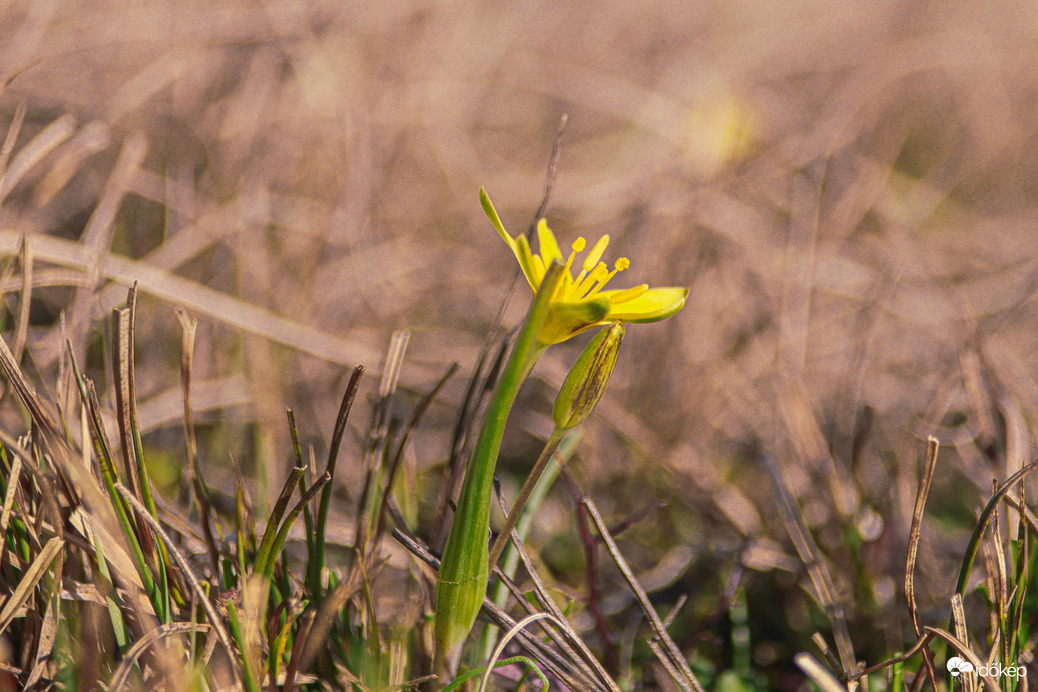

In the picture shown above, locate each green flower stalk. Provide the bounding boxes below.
[487,322,624,572]
[435,189,688,677]
[435,263,565,676]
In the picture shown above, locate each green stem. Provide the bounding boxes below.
[435,263,564,674]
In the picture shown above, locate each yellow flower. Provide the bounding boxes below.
[481,188,688,345]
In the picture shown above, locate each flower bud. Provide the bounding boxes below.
[553,322,624,430]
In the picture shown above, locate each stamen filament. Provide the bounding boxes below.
[575,263,610,299]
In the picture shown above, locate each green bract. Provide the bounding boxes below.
[553,322,624,430]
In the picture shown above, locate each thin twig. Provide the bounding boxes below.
[583,498,705,692]
[490,488,621,692]
[392,527,600,691]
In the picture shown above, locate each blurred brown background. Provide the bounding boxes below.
[2,0,1038,677]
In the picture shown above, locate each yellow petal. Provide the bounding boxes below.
[480,187,516,254]
[600,287,688,322]
[536,219,563,266]
[607,284,648,304]
[515,235,542,291]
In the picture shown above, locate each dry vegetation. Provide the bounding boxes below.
[1,0,1037,689]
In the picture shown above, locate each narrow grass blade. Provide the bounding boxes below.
[924,626,1004,692]
[904,436,939,688]
[0,536,62,637]
[265,471,330,579]
[253,465,305,577]
[285,409,316,572]
[12,233,32,364]
[227,601,261,692]
[311,363,364,597]
[0,454,21,540]
[0,101,27,201]
[175,306,220,575]
[355,334,408,561]
[488,497,620,692]
[760,452,856,675]
[68,348,160,610]
[953,458,1038,597]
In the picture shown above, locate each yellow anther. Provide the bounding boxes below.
[615,257,630,272]
[563,237,586,280]
[583,235,610,272]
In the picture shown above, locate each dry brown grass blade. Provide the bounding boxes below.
[354,332,408,556]
[0,102,26,197]
[112,295,142,501]
[0,229,375,366]
[949,593,976,692]
[174,306,220,575]
[924,625,1003,692]
[583,498,705,692]
[12,234,32,366]
[794,652,848,692]
[488,564,608,690]
[295,568,364,673]
[113,482,239,691]
[0,535,62,638]
[810,632,842,673]
[759,453,857,677]
[849,630,936,681]
[0,112,73,205]
[989,479,1009,617]
[0,454,20,540]
[1002,493,1038,536]
[904,436,939,688]
[490,486,622,692]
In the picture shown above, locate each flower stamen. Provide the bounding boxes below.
[581,258,630,299]
[564,238,586,276]
[583,235,610,272]
[575,262,610,299]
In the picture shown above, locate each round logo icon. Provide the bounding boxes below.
[946,657,974,677]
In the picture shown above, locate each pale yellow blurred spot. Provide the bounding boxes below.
[684,90,758,177]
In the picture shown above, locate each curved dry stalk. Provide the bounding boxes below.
[108,622,211,692]
[113,483,242,690]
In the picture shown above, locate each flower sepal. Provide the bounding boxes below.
[539,296,611,346]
